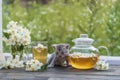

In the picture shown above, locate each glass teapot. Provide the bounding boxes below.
[68,34,109,69]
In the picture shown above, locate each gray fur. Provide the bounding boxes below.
[47,44,69,67]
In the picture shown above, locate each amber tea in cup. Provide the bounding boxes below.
[32,42,48,64]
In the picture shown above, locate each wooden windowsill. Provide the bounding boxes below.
[1,53,120,80]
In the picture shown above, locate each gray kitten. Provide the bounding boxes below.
[47,44,69,67]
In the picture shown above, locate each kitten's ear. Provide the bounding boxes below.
[52,44,57,50]
[66,44,69,49]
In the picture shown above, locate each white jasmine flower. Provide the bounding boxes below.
[70,52,98,58]
[0,55,24,69]
[15,60,24,68]
[34,44,43,49]
[4,56,24,69]
[5,61,15,69]
[7,21,17,29]
[12,57,24,68]
[30,65,38,71]
[9,63,15,69]
[25,59,43,71]
[0,61,6,69]
[95,60,109,70]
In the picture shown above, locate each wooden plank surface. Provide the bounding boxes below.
[0,66,120,80]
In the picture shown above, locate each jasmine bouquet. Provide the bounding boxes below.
[3,21,31,59]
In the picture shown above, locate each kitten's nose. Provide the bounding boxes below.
[61,52,64,55]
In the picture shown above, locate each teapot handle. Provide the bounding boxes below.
[98,46,110,56]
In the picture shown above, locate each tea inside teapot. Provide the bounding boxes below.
[68,52,99,69]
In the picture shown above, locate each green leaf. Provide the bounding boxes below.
[39,64,48,72]
[3,32,10,39]
[17,45,24,51]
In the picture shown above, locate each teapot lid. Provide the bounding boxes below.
[72,34,94,45]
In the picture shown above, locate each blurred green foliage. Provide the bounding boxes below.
[2,0,120,56]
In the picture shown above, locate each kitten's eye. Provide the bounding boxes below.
[59,48,61,51]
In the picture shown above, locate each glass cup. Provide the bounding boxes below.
[31,41,48,64]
